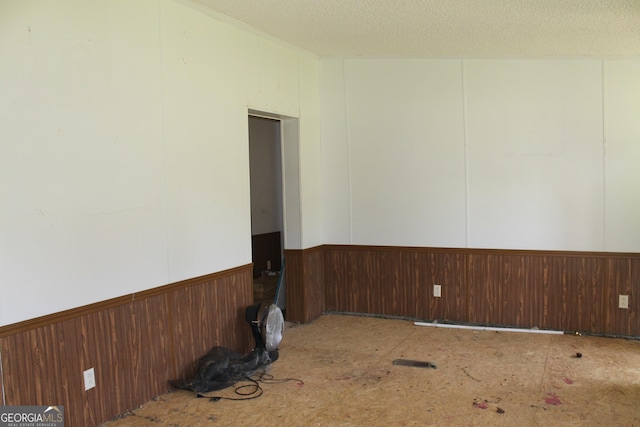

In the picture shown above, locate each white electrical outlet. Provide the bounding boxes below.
[83,368,96,391]
[619,295,629,309]
[433,284,442,298]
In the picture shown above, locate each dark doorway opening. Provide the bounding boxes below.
[249,115,283,308]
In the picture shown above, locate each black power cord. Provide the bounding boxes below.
[197,372,304,402]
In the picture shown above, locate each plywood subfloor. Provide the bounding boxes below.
[103,314,640,426]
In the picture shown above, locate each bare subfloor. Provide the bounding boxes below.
[103,314,640,426]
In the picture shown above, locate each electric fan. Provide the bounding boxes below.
[169,303,284,394]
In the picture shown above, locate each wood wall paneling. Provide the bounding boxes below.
[323,245,639,338]
[0,265,254,427]
[323,246,362,314]
[304,247,325,322]
[468,253,546,329]
[284,250,304,322]
[0,247,637,426]
[560,256,603,334]
[427,251,466,323]
[359,250,377,314]
[284,247,324,323]
[169,271,254,381]
[605,258,640,336]
[379,250,404,317]
[325,247,467,322]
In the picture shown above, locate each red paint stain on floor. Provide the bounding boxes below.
[545,392,562,405]
[563,377,574,384]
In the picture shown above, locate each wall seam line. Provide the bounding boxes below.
[343,59,354,244]
[157,0,171,284]
[461,59,470,248]
[0,348,5,405]
[601,60,607,252]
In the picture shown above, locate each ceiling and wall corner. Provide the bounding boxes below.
[190,0,640,58]
[2,0,637,327]
[183,1,640,252]
[0,0,320,325]
[185,0,640,251]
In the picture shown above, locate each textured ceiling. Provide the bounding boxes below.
[190,0,640,57]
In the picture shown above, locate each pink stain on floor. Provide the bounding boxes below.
[473,401,488,409]
[545,392,562,405]
[563,377,574,385]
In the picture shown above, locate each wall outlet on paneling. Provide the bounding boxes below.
[619,295,629,309]
[84,368,96,391]
[433,284,442,298]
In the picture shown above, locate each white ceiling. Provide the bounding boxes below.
[190,0,640,57]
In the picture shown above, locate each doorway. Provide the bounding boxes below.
[248,111,301,313]
[249,115,284,310]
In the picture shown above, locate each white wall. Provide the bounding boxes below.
[604,60,640,252]
[465,60,604,250]
[2,1,637,327]
[0,0,321,326]
[321,58,640,252]
[346,59,466,247]
[298,55,324,248]
[0,0,167,325]
[320,59,351,244]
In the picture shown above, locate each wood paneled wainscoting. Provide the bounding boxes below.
[323,245,639,338]
[0,264,254,427]
[284,247,325,323]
